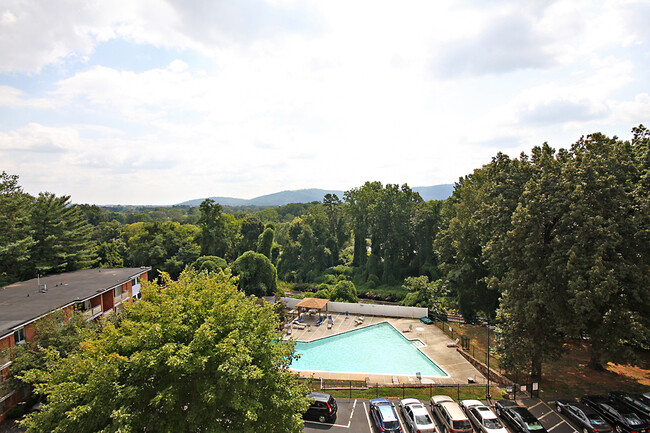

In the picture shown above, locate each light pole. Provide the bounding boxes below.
[486,320,491,401]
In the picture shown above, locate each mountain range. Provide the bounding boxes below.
[177,184,455,207]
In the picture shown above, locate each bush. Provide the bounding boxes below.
[325,265,353,277]
[313,288,331,299]
[330,280,358,303]
[366,274,380,289]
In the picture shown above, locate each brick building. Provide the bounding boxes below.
[0,267,151,420]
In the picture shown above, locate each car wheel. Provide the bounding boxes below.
[615,426,622,433]
[318,415,326,423]
[556,405,562,413]
[583,428,589,433]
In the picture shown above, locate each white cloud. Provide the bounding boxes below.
[0,0,649,203]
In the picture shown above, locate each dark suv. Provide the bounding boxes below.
[303,392,337,423]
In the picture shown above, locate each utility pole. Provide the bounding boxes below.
[486,321,491,401]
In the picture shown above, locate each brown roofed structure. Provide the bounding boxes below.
[295,297,329,312]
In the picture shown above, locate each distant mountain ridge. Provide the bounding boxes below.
[177,184,454,207]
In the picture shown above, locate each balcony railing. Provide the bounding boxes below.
[82,304,102,319]
[114,292,130,304]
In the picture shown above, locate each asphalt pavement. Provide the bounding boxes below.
[303,397,583,433]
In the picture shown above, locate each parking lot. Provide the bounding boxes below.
[303,397,581,433]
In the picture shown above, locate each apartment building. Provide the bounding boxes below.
[0,267,151,421]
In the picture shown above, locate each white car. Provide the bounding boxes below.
[400,399,437,433]
[460,400,507,433]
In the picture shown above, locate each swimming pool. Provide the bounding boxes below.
[290,321,448,377]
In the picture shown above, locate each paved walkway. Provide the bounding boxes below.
[284,312,486,385]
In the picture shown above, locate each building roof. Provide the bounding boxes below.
[295,297,329,310]
[0,267,150,339]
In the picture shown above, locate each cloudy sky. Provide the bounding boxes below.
[1,0,648,205]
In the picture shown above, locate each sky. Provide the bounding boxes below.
[1,0,649,205]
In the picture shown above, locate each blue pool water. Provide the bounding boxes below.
[290,322,448,377]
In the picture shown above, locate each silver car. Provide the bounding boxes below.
[460,399,507,433]
[400,398,437,433]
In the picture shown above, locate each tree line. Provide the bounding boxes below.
[1,125,648,381]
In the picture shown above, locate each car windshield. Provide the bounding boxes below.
[454,420,472,430]
[484,418,503,429]
[416,414,433,425]
[525,421,545,431]
[624,414,643,426]
[589,417,606,426]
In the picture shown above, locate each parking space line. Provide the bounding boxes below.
[538,411,554,420]
[529,401,544,410]
[346,399,357,428]
[364,402,374,432]
[547,420,568,432]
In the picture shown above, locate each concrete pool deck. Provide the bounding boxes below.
[285,312,486,385]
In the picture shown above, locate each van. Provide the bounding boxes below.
[431,395,473,433]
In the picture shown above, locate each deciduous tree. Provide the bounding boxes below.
[21,270,308,433]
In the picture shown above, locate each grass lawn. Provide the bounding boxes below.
[435,321,650,398]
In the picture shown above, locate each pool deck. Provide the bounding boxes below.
[284,312,486,386]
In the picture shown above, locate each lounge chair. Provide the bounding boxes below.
[447,338,459,347]
[392,376,399,384]
[292,323,305,330]
[315,317,325,326]
[328,315,334,324]
[416,372,422,383]
[402,324,413,333]
[327,321,332,329]
[354,318,363,326]
[345,311,349,319]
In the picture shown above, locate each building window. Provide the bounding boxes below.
[14,328,25,345]
[131,276,139,286]
[114,286,123,297]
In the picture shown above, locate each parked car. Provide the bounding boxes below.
[430,395,473,433]
[555,399,612,433]
[609,392,650,420]
[303,392,337,423]
[494,400,547,433]
[400,398,436,433]
[581,396,649,433]
[460,399,507,433]
[370,398,403,432]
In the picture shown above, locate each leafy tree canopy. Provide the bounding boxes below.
[21,270,308,433]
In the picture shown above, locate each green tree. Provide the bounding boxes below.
[240,215,265,253]
[495,144,571,381]
[192,255,228,272]
[28,192,97,276]
[6,310,92,394]
[562,133,649,369]
[197,199,228,257]
[257,226,274,259]
[330,280,358,303]
[232,251,278,297]
[20,270,309,433]
[401,276,446,316]
[0,171,34,285]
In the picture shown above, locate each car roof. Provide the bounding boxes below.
[373,401,398,421]
[307,392,332,402]
[432,395,455,404]
[511,407,538,421]
[440,401,468,419]
[462,399,484,408]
